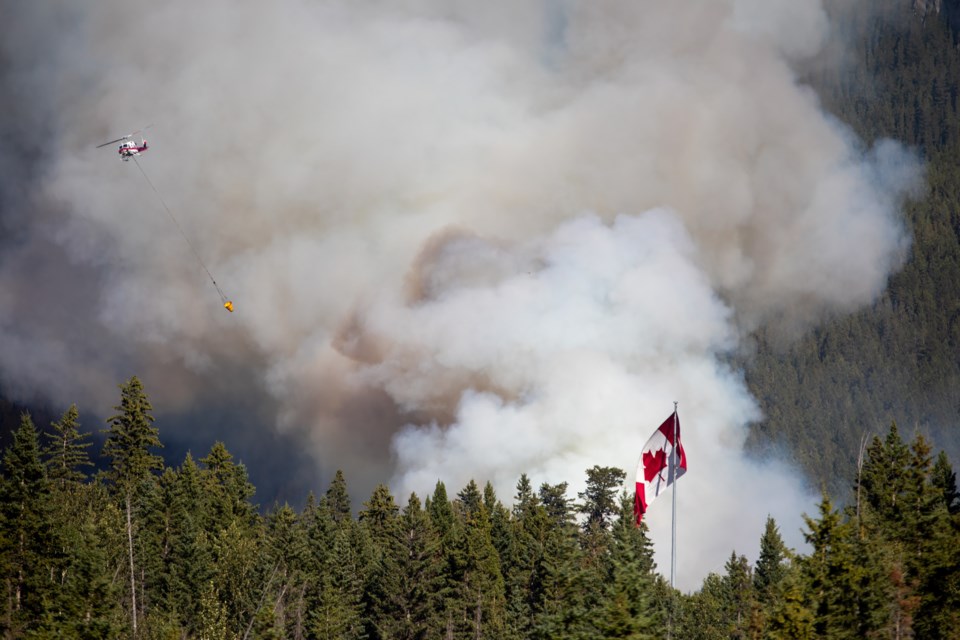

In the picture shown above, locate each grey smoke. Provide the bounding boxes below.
[0,0,921,588]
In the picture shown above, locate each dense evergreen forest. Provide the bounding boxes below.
[4,376,960,638]
[745,0,960,497]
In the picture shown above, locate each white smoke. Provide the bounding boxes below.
[1,0,922,588]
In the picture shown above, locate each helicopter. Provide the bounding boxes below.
[95,127,150,160]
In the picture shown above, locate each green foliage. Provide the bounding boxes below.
[753,516,789,607]
[593,493,659,639]
[42,404,93,488]
[101,376,163,496]
[390,494,446,639]
[0,414,61,636]
[6,368,960,639]
[765,576,815,640]
[577,465,627,531]
[197,580,228,640]
[325,469,352,524]
[931,450,960,514]
[744,0,960,499]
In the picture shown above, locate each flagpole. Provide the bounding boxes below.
[671,401,678,590]
[667,401,679,640]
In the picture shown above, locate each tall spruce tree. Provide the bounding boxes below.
[577,466,626,531]
[310,518,368,640]
[680,572,729,640]
[503,475,546,640]
[594,493,658,639]
[266,503,310,639]
[101,376,163,636]
[754,516,789,608]
[43,404,93,488]
[325,469,353,525]
[722,552,758,639]
[0,414,60,636]
[931,450,960,514]
[800,495,888,639]
[453,480,506,639]
[531,482,589,639]
[360,484,402,640]
[379,493,444,640]
[201,441,258,532]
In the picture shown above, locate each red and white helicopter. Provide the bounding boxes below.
[95,126,150,160]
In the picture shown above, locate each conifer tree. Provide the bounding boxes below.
[427,480,462,636]
[905,438,960,639]
[360,484,402,639]
[721,552,757,639]
[310,519,368,640]
[577,467,627,632]
[101,376,164,636]
[680,572,728,640]
[154,454,218,634]
[931,450,960,514]
[102,377,164,494]
[577,465,626,531]
[503,475,546,640]
[147,467,185,621]
[428,480,455,542]
[198,579,228,640]
[754,516,789,608]
[800,495,888,639]
[538,481,573,529]
[39,404,102,636]
[43,404,93,488]
[393,493,445,640]
[859,423,912,533]
[531,482,589,639]
[266,503,312,638]
[0,413,60,635]
[308,472,367,638]
[513,474,535,516]
[449,480,506,639]
[61,511,122,639]
[325,469,353,525]
[765,576,815,640]
[594,492,658,639]
[359,483,399,534]
[201,441,258,532]
[211,518,264,637]
[484,481,513,566]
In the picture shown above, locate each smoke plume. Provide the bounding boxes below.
[0,0,921,588]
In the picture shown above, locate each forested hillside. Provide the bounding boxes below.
[3,377,960,638]
[745,0,960,497]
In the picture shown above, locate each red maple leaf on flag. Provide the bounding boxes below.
[643,448,668,483]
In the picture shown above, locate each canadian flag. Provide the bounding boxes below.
[634,410,687,524]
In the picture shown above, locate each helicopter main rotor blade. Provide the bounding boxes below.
[95,135,131,148]
[95,125,151,148]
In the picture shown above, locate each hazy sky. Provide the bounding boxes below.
[0,0,921,589]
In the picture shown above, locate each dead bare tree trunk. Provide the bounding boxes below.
[126,492,138,635]
[856,432,868,534]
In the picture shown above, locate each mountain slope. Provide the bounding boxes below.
[745,0,960,497]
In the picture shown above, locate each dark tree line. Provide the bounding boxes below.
[0,377,667,639]
[3,378,960,638]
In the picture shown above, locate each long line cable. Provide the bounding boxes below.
[132,156,230,306]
